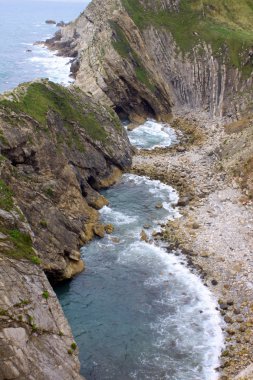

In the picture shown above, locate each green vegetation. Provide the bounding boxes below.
[0,179,40,264]
[0,226,40,264]
[31,256,41,265]
[14,299,31,307]
[110,21,156,92]
[8,229,34,259]
[0,81,109,143]
[39,220,48,229]
[27,314,37,331]
[0,308,8,316]
[68,342,77,355]
[44,187,54,198]
[122,0,253,75]
[0,179,14,211]
[0,130,8,146]
[42,290,49,300]
[79,112,107,141]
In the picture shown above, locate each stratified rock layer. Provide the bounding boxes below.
[0,79,132,281]
[46,0,253,119]
[0,79,132,379]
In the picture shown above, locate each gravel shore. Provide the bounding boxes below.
[131,110,253,380]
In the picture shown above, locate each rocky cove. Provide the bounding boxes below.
[55,170,224,380]
[1,0,253,379]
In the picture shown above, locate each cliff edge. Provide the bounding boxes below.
[46,0,253,120]
[0,79,132,379]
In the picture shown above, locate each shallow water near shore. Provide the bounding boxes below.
[55,173,223,380]
[127,120,178,149]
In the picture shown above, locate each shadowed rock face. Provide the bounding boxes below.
[0,79,132,281]
[45,0,253,119]
[0,79,132,379]
[0,255,84,380]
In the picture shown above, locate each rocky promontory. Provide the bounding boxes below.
[0,79,132,379]
[46,0,253,120]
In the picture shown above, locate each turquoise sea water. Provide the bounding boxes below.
[56,174,223,380]
[0,0,85,93]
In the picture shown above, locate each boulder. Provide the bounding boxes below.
[105,224,114,234]
[45,20,56,25]
[93,224,105,238]
[140,230,148,242]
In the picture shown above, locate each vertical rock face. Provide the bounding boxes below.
[0,180,83,379]
[46,0,173,121]
[0,80,132,378]
[0,257,84,380]
[47,0,253,118]
[0,80,132,281]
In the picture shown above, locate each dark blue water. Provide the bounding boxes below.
[0,0,88,92]
[55,175,223,380]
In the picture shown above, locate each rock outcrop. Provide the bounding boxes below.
[46,0,253,119]
[0,177,83,379]
[0,79,132,281]
[0,79,132,378]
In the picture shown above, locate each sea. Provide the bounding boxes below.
[1,2,224,379]
[0,0,87,93]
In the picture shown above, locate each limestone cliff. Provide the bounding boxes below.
[0,80,132,379]
[0,79,132,281]
[0,173,83,379]
[46,0,253,119]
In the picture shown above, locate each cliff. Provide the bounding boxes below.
[46,0,253,119]
[0,79,132,379]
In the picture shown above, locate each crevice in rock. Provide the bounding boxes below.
[114,106,130,122]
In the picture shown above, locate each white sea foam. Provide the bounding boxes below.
[118,240,224,380]
[124,174,178,201]
[28,45,73,86]
[127,119,178,149]
[20,42,33,46]
[100,205,138,225]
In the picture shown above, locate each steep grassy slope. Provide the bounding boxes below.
[123,0,253,75]
[49,0,253,117]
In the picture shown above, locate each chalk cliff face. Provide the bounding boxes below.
[47,0,253,119]
[0,79,132,379]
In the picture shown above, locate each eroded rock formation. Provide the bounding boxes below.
[46,0,253,119]
[0,79,132,379]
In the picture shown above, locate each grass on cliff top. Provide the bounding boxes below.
[0,81,108,143]
[122,0,253,75]
[110,21,156,92]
